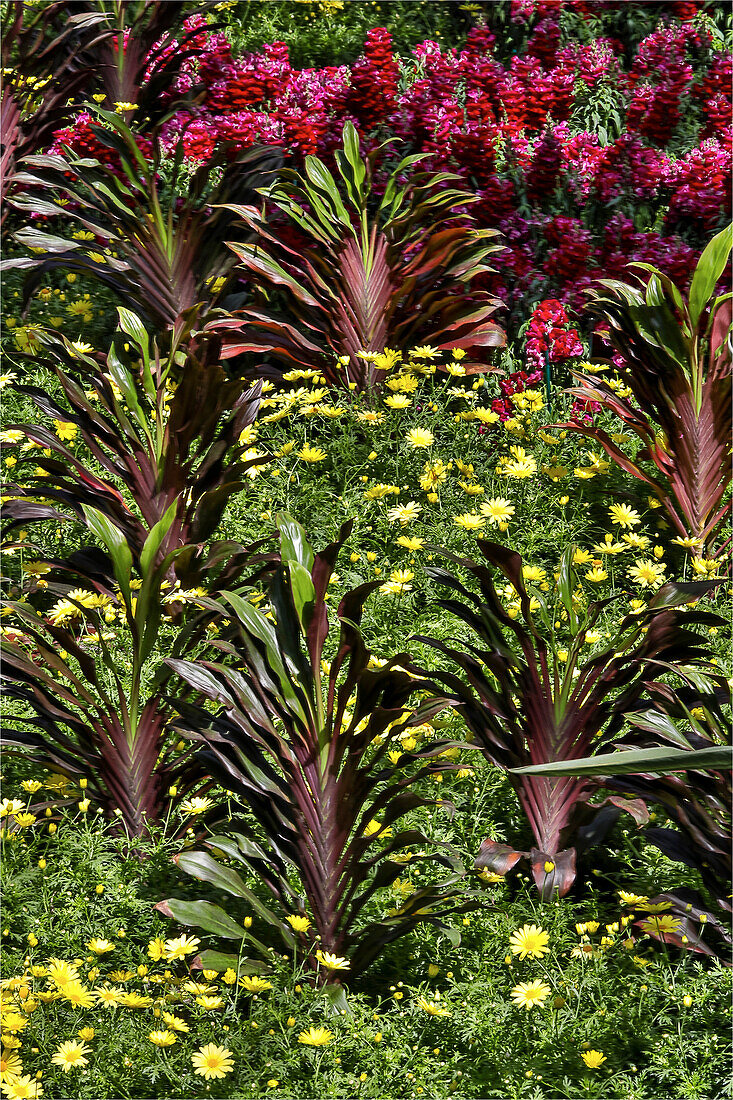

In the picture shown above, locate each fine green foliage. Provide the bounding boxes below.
[415,541,725,899]
[220,123,505,388]
[1,784,732,1100]
[563,225,733,554]
[163,514,476,981]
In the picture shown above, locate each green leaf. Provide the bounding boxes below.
[140,501,178,577]
[689,223,733,328]
[323,982,351,1016]
[156,898,248,940]
[288,562,316,636]
[192,951,265,976]
[511,745,733,777]
[82,506,132,605]
[116,307,150,354]
[175,851,294,941]
[277,512,315,571]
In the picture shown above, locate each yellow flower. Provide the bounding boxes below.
[118,991,153,1008]
[0,799,24,818]
[477,869,504,884]
[94,985,123,1007]
[384,394,411,410]
[196,995,225,1009]
[419,458,449,491]
[592,535,625,555]
[509,924,550,960]
[397,535,424,551]
[581,1050,607,1070]
[86,939,115,955]
[416,996,451,1017]
[638,914,681,935]
[147,937,166,961]
[298,1026,333,1047]
[671,535,702,551]
[298,444,327,463]
[364,483,400,500]
[622,532,650,549]
[480,497,515,525]
[690,556,720,578]
[315,950,350,971]
[161,1011,190,1033]
[627,559,666,588]
[164,934,200,960]
[503,456,537,478]
[191,1043,234,1080]
[474,408,500,425]
[0,1074,42,1098]
[286,915,311,933]
[50,1039,89,1072]
[608,504,641,529]
[149,1030,177,1047]
[387,502,421,526]
[59,980,94,1009]
[618,891,648,907]
[585,567,608,583]
[406,427,434,448]
[0,1048,23,1084]
[180,796,215,816]
[453,512,485,531]
[510,979,551,1010]
[239,976,273,993]
[53,420,77,442]
[13,813,35,828]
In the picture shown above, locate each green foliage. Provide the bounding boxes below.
[215,0,474,68]
[1,800,731,1099]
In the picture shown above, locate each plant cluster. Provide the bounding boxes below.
[0,3,731,1098]
[22,1,731,335]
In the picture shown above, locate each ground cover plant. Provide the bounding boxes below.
[0,2,731,1099]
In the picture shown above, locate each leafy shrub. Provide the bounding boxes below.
[5,115,281,333]
[415,540,725,897]
[563,224,733,554]
[221,123,505,389]
[162,514,476,982]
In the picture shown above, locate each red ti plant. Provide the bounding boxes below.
[3,311,265,589]
[2,504,199,837]
[160,515,476,983]
[217,122,505,390]
[0,1,109,240]
[6,114,281,334]
[1,312,275,835]
[560,224,732,554]
[512,692,732,960]
[415,540,724,898]
[17,1,219,126]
